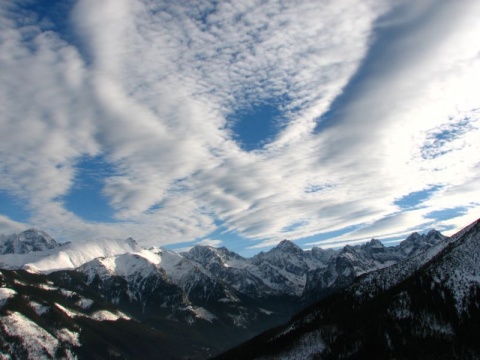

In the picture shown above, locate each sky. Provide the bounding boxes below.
[0,0,479,257]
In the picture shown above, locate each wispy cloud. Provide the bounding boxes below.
[0,214,27,235]
[0,0,479,250]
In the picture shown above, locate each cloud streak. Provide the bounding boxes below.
[0,0,479,251]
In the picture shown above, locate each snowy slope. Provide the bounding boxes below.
[0,268,201,360]
[0,312,66,359]
[79,252,161,283]
[78,246,209,290]
[0,237,141,272]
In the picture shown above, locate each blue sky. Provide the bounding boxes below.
[1,0,479,256]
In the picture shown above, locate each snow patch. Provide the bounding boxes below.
[60,289,77,298]
[189,307,217,322]
[37,283,58,291]
[76,297,94,310]
[29,301,50,316]
[259,308,274,315]
[90,310,130,321]
[218,297,237,303]
[54,302,129,322]
[13,279,27,286]
[136,249,162,265]
[0,288,16,308]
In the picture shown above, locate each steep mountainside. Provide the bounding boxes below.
[0,268,197,360]
[215,219,480,360]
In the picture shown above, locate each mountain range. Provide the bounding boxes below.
[0,220,478,359]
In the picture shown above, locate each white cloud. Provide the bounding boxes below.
[307,208,433,247]
[0,5,99,205]
[0,215,28,235]
[0,0,479,252]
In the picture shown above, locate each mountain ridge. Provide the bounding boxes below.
[0,224,467,359]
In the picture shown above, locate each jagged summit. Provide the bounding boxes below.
[366,238,384,247]
[399,228,447,257]
[426,229,441,236]
[362,238,385,254]
[185,244,222,265]
[275,239,302,252]
[425,229,447,241]
[403,229,446,243]
[185,244,248,271]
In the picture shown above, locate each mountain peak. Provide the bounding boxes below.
[405,232,421,241]
[362,238,385,253]
[0,229,59,255]
[185,245,222,267]
[425,229,445,241]
[275,239,302,252]
[367,238,384,247]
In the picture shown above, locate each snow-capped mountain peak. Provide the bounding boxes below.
[185,245,249,270]
[0,229,61,255]
[79,252,161,282]
[185,245,224,267]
